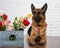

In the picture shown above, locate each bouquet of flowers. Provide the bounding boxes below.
[0,11,32,30]
[0,12,10,30]
[13,13,32,30]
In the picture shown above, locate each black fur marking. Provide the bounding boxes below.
[29,43,35,46]
[34,36,41,42]
[33,15,41,23]
[27,26,32,36]
[34,17,41,23]
[39,42,45,45]
[37,24,41,26]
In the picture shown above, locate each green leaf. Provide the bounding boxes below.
[0,17,3,20]
[13,22,19,30]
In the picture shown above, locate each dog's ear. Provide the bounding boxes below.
[31,4,35,10]
[41,3,48,14]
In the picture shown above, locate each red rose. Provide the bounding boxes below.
[3,13,8,20]
[0,21,2,29]
[23,18,30,26]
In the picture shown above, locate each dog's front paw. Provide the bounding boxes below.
[39,41,46,45]
[27,39,35,46]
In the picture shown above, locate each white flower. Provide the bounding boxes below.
[0,10,4,16]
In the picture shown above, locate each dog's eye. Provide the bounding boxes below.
[33,11,36,14]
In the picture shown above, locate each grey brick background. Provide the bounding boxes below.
[0,0,60,36]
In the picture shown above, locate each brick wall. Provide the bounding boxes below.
[0,0,60,36]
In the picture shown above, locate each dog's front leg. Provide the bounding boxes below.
[39,34,46,45]
[39,35,46,48]
[39,26,47,46]
[28,30,36,46]
[39,30,46,45]
[39,33,46,48]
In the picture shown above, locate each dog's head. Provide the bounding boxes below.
[31,3,47,26]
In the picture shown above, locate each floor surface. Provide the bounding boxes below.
[24,36,60,48]
[0,36,60,48]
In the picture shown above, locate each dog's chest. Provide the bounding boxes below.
[37,26,44,35]
[32,26,43,33]
[28,23,47,36]
[33,25,46,36]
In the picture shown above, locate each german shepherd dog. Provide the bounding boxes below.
[27,3,48,47]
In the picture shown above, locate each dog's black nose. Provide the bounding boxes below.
[34,36,41,42]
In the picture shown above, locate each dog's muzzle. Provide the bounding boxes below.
[34,36,41,42]
[33,16,41,23]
